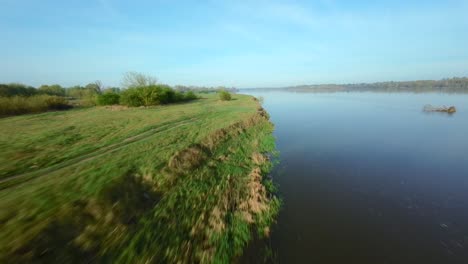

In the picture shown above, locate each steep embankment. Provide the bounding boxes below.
[0,94,280,263]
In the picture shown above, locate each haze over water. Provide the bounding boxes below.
[244,91,468,264]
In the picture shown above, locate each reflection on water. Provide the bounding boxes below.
[242,92,468,264]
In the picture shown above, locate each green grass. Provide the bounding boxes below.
[0,94,279,263]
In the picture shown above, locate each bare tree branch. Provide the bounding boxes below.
[121,72,158,88]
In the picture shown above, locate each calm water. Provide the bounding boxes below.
[243,92,468,264]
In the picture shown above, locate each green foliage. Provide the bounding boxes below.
[119,88,144,107]
[184,91,198,100]
[230,213,252,255]
[66,86,92,98]
[219,90,232,101]
[97,93,120,105]
[0,83,37,97]
[66,86,99,106]
[120,85,197,107]
[84,83,102,94]
[0,94,279,263]
[0,95,70,116]
[255,196,282,238]
[38,84,66,96]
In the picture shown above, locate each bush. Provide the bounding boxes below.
[218,90,232,101]
[184,91,197,100]
[66,86,99,107]
[0,95,71,116]
[174,91,185,102]
[97,93,120,105]
[120,85,197,107]
[120,88,144,107]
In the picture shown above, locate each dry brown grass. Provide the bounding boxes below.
[104,105,129,111]
[168,145,207,172]
[201,109,270,151]
[202,129,229,150]
[238,167,269,223]
[251,152,267,165]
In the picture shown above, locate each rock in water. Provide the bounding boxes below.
[447,106,456,113]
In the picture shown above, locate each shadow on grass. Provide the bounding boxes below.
[8,172,161,263]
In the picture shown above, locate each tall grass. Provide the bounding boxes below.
[0,95,71,116]
[0,94,279,263]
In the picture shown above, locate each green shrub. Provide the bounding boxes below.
[120,88,144,107]
[97,93,120,105]
[174,91,185,102]
[0,95,71,116]
[65,86,99,107]
[184,91,197,100]
[218,90,232,101]
[120,85,197,107]
[75,95,98,107]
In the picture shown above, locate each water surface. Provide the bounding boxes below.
[243,92,468,264]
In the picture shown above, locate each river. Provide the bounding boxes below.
[242,91,468,264]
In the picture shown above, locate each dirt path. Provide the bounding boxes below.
[0,117,198,190]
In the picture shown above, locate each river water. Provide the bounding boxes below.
[242,91,468,264]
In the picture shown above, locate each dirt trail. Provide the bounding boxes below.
[0,117,198,190]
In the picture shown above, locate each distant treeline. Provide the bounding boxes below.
[0,82,108,101]
[174,85,238,94]
[0,73,218,116]
[0,83,106,97]
[1,83,238,99]
[0,84,199,117]
[0,71,241,117]
[243,77,468,93]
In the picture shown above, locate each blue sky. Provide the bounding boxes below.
[1,0,468,88]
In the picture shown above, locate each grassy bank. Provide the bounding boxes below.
[0,94,279,263]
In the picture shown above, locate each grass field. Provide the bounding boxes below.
[0,94,280,263]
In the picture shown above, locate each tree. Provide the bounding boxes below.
[0,83,37,97]
[121,72,158,88]
[85,80,103,95]
[38,84,65,96]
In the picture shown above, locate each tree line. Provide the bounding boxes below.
[242,77,468,93]
[0,72,238,116]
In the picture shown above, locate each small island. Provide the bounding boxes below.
[423,104,457,113]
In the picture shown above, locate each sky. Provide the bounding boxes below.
[1,0,468,88]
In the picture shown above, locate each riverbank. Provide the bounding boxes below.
[0,94,280,263]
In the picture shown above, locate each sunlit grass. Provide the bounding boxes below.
[0,93,279,263]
